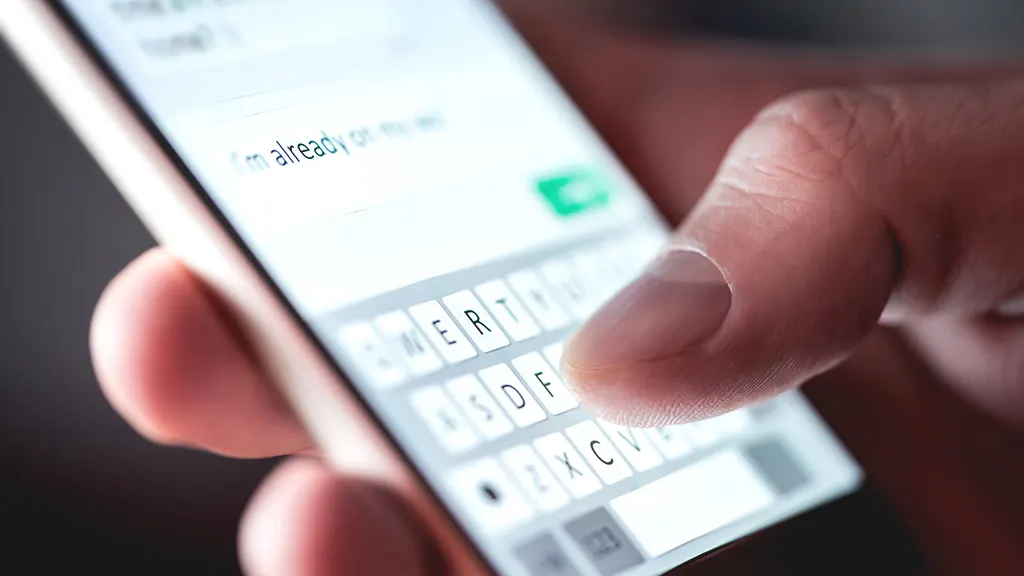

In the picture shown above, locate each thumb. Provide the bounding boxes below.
[563,78,1024,425]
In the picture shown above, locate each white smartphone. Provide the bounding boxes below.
[3,2,864,574]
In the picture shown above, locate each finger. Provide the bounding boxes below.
[91,248,312,457]
[509,3,1018,223]
[805,328,1024,574]
[906,315,1024,425]
[563,79,1024,425]
[240,458,440,576]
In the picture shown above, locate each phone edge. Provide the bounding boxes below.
[0,2,494,574]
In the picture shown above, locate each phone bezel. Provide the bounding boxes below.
[26,2,897,574]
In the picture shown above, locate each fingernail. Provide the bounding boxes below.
[565,249,732,369]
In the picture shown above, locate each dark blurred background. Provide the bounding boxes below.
[2,1,1021,573]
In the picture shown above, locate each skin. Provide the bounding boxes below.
[90,7,1024,575]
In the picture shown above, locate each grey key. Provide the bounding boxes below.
[744,439,809,495]
[564,508,644,576]
[514,533,582,576]
[748,399,778,421]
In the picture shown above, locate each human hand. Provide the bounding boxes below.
[90,7,1024,575]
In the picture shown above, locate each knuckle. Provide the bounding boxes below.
[758,89,861,159]
[756,88,907,183]
[711,88,910,223]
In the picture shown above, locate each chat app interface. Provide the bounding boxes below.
[62,1,862,574]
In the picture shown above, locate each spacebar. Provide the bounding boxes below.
[609,450,776,558]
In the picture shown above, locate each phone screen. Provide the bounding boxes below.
[57,1,862,574]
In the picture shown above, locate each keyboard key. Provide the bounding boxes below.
[373,310,444,377]
[335,322,407,388]
[501,444,571,512]
[447,457,534,534]
[623,229,666,269]
[474,279,542,342]
[570,248,618,303]
[533,432,602,499]
[445,374,515,440]
[565,421,634,485]
[511,353,579,415]
[645,426,693,459]
[540,258,598,319]
[715,408,755,434]
[564,508,645,576]
[683,421,722,448]
[442,290,510,353]
[603,231,664,288]
[514,533,582,576]
[408,300,477,364]
[542,342,564,371]
[749,399,779,421]
[408,385,480,454]
[597,421,665,473]
[507,269,571,331]
[478,364,547,428]
[599,239,640,285]
[609,450,775,557]
[742,439,809,496]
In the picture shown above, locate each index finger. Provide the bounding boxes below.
[91,248,313,458]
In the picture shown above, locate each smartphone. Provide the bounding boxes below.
[3,2,867,574]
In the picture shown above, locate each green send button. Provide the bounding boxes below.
[535,168,612,218]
